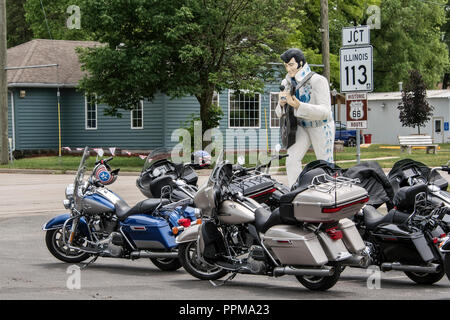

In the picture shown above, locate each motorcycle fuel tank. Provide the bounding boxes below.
[218,200,255,225]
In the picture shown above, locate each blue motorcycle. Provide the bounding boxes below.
[43,147,201,271]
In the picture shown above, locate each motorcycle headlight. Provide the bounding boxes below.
[63,199,71,209]
[65,184,74,200]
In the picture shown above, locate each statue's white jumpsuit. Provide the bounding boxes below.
[276,69,335,187]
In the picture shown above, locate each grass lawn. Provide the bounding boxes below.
[1,144,450,172]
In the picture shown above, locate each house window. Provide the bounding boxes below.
[131,101,144,129]
[228,90,260,128]
[85,94,97,130]
[270,92,280,128]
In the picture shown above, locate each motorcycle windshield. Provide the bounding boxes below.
[143,147,173,172]
[74,146,90,211]
[208,150,224,187]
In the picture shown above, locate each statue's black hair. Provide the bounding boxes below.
[280,48,306,68]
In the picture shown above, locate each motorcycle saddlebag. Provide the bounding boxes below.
[374,224,435,263]
[338,218,366,254]
[263,225,328,266]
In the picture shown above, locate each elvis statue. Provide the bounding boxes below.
[276,48,335,187]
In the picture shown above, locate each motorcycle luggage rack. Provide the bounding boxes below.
[230,174,272,192]
[308,174,360,194]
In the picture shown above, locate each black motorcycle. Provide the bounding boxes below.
[136,147,199,201]
[355,187,449,284]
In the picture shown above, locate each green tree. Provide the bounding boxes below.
[398,70,434,134]
[7,0,33,48]
[76,0,293,131]
[24,0,92,40]
[284,0,379,89]
[372,0,449,92]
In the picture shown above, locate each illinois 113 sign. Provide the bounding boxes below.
[346,93,367,129]
[340,45,373,93]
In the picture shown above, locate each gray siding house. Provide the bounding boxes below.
[7,39,282,153]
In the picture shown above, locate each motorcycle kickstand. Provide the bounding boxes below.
[80,255,99,270]
[209,272,237,287]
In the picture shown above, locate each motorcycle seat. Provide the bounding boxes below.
[115,198,170,221]
[363,205,410,230]
[254,207,296,233]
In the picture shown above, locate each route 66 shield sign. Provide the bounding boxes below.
[349,101,365,120]
[346,93,367,129]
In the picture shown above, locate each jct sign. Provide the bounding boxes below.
[342,26,370,47]
[346,93,368,129]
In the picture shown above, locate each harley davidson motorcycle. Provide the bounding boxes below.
[176,152,370,291]
[136,147,199,202]
[43,147,201,271]
[387,159,450,229]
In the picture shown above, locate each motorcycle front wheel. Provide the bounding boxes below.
[295,264,342,291]
[45,229,91,263]
[179,241,228,280]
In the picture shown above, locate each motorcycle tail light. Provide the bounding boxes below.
[433,237,438,244]
[440,234,447,238]
[322,197,369,214]
[178,219,191,228]
[326,227,343,241]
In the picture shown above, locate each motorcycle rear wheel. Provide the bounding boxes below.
[295,264,342,291]
[444,254,450,281]
[45,229,91,263]
[150,258,182,271]
[179,241,228,280]
[404,268,445,285]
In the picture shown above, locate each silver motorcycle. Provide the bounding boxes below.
[176,152,370,291]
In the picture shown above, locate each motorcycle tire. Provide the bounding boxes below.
[150,258,182,271]
[295,264,342,291]
[45,229,91,263]
[404,269,445,285]
[444,254,450,281]
[179,241,228,280]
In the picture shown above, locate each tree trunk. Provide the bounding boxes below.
[196,86,215,148]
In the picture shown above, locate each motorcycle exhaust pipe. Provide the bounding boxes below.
[130,251,178,260]
[342,255,371,268]
[273,266,334,278]
[381,262,441,274]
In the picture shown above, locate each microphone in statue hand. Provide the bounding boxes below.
[279,85,287,101]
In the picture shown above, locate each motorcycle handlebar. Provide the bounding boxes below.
[95,157,113,165]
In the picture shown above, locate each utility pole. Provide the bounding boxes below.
[320,0,330,83]
[0,0,8,165]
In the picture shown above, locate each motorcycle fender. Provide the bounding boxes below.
[42,213,90,237]
[176,224,201,244]
[442,238,450,252]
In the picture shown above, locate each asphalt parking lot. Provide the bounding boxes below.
[0,172,449,300]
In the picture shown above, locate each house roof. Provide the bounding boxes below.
[368,90,450,101]
[7,39,101,88]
